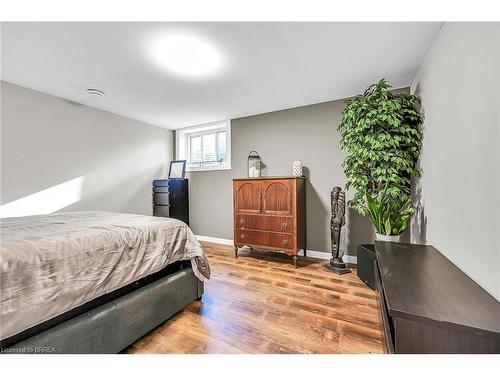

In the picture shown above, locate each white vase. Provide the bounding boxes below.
[292,161,303,177]
[375,233,401,242]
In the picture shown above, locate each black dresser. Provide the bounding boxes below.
[152,179,189,225]
[375,241,500,353]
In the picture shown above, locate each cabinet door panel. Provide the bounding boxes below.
[169,202,189,225]
[169,180,188,201]
[234,181,262,213]
[262,180,292,215]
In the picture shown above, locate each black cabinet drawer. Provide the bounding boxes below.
[153,193,169,206]
[153,186,169,193]
[153,179,169,187]
[153,205,169,217]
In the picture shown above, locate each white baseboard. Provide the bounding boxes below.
[344,255,357,264]
[196,235,357,264]
[196,235,234,246]
[299,249,357,264]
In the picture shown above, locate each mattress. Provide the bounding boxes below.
[0,211,210,342]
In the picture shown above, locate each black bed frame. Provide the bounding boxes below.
[1,262,203,354]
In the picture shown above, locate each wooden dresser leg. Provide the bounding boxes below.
[234,246,239,258]
[293,255,297,268]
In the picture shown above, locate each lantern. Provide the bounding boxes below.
[247,151,261,178]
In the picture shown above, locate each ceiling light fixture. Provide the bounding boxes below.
[150,32,224,79]
[87,88,105,97]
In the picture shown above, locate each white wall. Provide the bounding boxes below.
[411,23,500,300]
[1,81,172,216]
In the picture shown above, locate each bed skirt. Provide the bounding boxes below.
[2,267,203,354]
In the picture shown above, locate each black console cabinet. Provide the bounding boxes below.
[152,179,189,225]
[375,241,500,354]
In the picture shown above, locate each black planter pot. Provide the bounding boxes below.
[357,244,376,290]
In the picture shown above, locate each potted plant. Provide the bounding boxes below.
[364,187,414,241]
[338,79,423,241]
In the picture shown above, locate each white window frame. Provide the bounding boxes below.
[175,120,231,172]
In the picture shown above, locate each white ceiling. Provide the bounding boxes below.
[1,22,440,130]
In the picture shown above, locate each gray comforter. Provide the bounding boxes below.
[0,211,210,341]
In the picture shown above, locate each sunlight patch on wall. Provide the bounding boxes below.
[0,176,84,218]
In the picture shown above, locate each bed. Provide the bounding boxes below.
[0,211,210,353]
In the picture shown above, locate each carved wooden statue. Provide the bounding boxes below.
[325,187,350,274]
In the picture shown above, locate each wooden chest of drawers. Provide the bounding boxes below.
[232,177,306,267]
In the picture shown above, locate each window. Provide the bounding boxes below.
[176,120,231,171]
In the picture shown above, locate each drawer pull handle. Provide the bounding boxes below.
[282,239,289,245]
[283,222,288,229]
[240,234,245,239]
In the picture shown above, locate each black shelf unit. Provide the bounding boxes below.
[152,179,189,225]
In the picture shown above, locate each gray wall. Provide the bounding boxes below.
[1,81,172,216]
[188,97,387,256]
[410,23,500,300]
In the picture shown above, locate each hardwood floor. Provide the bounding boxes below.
[126,242,384,354]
